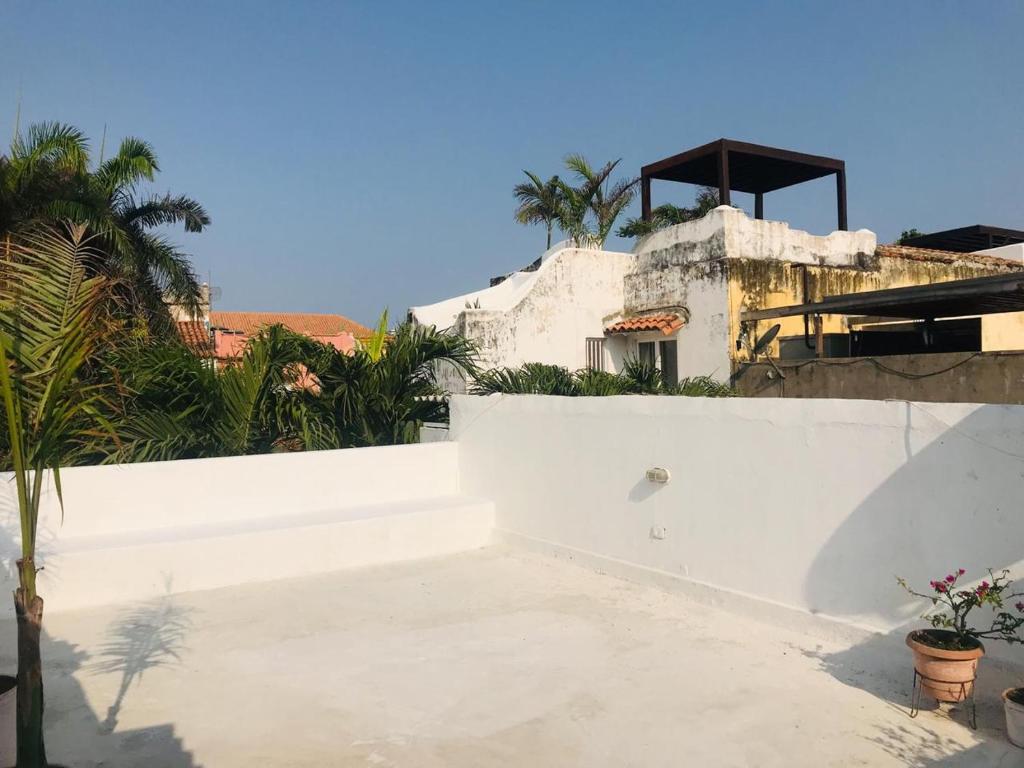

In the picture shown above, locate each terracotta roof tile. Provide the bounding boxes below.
[176,321,214,356]
[605,313,685,335]
[209,311,373,339]
[877,244,1021,269]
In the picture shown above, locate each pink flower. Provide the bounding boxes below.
[1016,602,1024,612]
[959,568,966,575]
[945,574,956,583]
[935,582,948,593]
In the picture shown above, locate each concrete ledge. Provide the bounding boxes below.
[28,496,495,612]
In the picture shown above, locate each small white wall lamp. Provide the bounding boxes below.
[645,467,671,484]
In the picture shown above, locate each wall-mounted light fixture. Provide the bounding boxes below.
[645,467,670,484]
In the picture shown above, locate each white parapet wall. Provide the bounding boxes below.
[450,394,1024,639]
[0,443,493,613]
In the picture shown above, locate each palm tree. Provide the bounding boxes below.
[0,222,119,766]
[0,123,211,337]
[617,186,723,239]
[0,122,89,253]
[66,136,211,334]
[98,320,477,461]
[311,322,477,446]
[513,172,562,249]
[99,325,330,463]
[556,155,638,247]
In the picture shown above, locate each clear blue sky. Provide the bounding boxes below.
[1,2,1021,326]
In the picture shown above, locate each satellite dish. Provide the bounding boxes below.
[752,323,781,357]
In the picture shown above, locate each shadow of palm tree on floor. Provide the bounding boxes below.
[90,577,194,734]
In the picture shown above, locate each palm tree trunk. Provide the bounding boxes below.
[546,222,552,250]
[14,558,46,768]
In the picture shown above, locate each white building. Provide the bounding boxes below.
[411,206,877,382]
[411,204,1024,390]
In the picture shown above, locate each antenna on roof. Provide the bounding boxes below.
[11,85,21,144]
[98,123,107,164]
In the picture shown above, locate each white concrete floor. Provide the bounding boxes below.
[1,547,1020,767]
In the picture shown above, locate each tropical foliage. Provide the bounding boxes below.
[471,360,732,397]
[513,172,561,249]
[513,155,638,248]
[0,122,210,336]
[0,222,120,766]
[92,316,477,464]
[617,186,722,239]
[897,228,924,244]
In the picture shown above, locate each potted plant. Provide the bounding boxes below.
[1004,687,1024,748]
[898,569,1024,729]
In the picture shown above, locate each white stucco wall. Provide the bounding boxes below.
[978,243,1024,262]
[452,247,634,370]
[0,443,494,612]
[633,206,876,268]
[451,394,1024,637]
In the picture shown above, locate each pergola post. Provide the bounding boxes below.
[836,168,848,231]
[641,175,652,222]
[754,192,764,220]
[717,146,731,206]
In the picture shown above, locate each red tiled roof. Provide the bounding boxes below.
[877,244,1021,270]
[176,321,214,356]
[209,311,373,339]
[605,313,685,336]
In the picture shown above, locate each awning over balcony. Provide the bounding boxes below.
[604,313,685,335]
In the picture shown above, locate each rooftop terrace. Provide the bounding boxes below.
[3,394,1024,765]
[5,547,1018,767]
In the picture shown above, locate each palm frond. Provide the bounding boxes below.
[94,137,159,194]
[0,221,119,556]
[10,122,89,176]
[122,193,210,233]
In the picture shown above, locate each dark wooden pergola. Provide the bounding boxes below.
[640,138,848,231]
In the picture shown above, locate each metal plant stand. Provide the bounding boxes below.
[910,668,977,730]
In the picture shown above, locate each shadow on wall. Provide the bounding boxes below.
[805,401,1024,629]
[0,499,198,766]
[802,401,1024,759]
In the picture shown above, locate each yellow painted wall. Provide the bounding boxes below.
[727,255,1024,366]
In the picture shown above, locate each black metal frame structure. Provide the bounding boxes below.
[900,225,1024,253]
[741,272,1024,323]
[640,139,848,231]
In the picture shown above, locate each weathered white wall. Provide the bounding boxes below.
[0,443,493,612]
[633,206,876,268]
[454,247,634,370]
[451,394,1024,636]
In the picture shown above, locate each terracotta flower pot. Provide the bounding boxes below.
[1003,688,1024,748]
[906,630,984,703]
